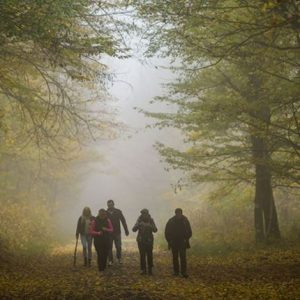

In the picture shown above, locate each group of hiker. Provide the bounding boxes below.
[75,199,192,278]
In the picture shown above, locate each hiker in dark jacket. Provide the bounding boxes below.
[106,199,129,265]
[89,209,113,272]
[165,208,192,278]
[76,207,94,267]
[132,209,157,275]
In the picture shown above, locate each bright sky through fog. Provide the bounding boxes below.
[74,55,180,229]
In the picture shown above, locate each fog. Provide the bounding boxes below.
[59,54,183,237]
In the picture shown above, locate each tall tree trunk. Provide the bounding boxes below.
[248,72,280,242]
[252,136,280,242]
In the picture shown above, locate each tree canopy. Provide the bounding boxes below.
[0,0,127,253]
[0,0,125,154]
[133,0,300,240]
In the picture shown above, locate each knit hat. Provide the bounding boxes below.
[140,208,149,215]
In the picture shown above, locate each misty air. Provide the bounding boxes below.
[0,1,299,299]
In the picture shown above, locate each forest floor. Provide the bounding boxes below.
[0,241,300,300]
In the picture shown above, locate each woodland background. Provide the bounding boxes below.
[0,1,299,299]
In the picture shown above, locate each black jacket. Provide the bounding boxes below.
[92,217,111,246]
[106,208,128,235]
[165,215,192,248]
[132,215,157,245]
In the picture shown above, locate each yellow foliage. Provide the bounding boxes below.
[0,200,53,254]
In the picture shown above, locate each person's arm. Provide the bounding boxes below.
[76,217,81,238]
[165,219,171,244]
[89,219,102,236]
[132,217,141,232]
[185,217,192,239]
[102,218,113,233]
[151,219,158,233]
[119,210,129,235]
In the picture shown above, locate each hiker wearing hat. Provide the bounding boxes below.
[132,209,157,275]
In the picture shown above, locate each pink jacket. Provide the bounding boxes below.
[89,217,113,236]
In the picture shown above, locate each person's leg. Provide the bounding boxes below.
[171,247,179,275]
[98,242,106,271]
[87,235,92,266]
[147,244,153,275]
[95,245,102,271]
[114,234,122,262]
[138,242,146,274]
[102,239,109,270]
[80,235,88,266]
[108,234,114,263]
[179,246,187,277]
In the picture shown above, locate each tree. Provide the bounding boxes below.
[133,0,300,242]
[0,0,125,154]
[0,0,129,254]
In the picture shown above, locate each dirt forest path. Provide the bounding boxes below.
[1,240,300,300]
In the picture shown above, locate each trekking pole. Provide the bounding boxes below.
[73,236,79,267]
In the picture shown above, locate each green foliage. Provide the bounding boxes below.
[0,0,124,151]
[0,1,127,256]
[133,1,300,240]
[156,184,300,255]
[156,185,253,254]
[0,98,103,257]
[134,0,300,187]
[275,188,300,241]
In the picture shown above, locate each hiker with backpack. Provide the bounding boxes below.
[89,209,113,272]
[132,209,157,275]
[75,207,95,267]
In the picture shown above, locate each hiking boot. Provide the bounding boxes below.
[84,257,87,267]
[88,259,91,267]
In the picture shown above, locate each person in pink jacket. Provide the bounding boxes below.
[89,209,113,272]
